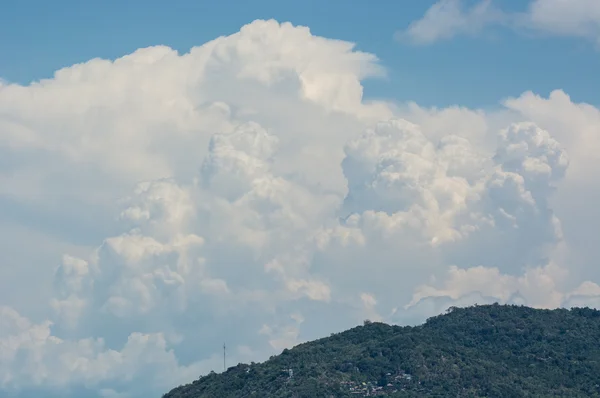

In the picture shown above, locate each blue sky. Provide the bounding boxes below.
[2,0,598,107]
[1,1,600,397]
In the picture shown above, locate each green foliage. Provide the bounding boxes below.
[163,304,600,397]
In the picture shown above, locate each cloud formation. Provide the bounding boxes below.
[398,0,506,45]
[1,19,599,397]
[401,0,600,45]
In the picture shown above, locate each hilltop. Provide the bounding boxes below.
[163,304,600,397]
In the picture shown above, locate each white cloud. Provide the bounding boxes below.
[405,261,600,322]
[1,18,599,398]
[401,0,600,45]
[399,0,506,45]
[0,305,245,397]
[525,0,600,43]
[407,262,566,310]
[503,90,600,287]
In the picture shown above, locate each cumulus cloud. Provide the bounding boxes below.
[400,0,600,45]
[405,261,600,322]
[1,18,599,398]
[503,89,600,287]
[0,304,263,397]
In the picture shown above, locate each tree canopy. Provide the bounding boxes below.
[163,304,600,397]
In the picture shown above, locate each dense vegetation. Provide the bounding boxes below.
[163,304,600,397]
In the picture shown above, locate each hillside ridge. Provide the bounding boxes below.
[163,304,600,397]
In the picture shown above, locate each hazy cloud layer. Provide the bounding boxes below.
[400,0,600,45]
[1,19,599,397]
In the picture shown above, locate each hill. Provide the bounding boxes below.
[162,304,600,397]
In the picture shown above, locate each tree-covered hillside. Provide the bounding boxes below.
[163,304,600,397]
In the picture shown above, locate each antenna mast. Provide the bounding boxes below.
[223,343,226,372]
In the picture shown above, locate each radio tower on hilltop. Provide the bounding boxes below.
[223,343,226,372]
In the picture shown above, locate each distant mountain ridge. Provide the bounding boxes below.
[163,304,600,397]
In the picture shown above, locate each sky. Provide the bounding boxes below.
[1,0,600,397]
[2,0,600,107]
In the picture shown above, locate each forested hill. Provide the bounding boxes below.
[162,305,600,397]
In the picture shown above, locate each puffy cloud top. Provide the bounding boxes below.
[1,18,599,398]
